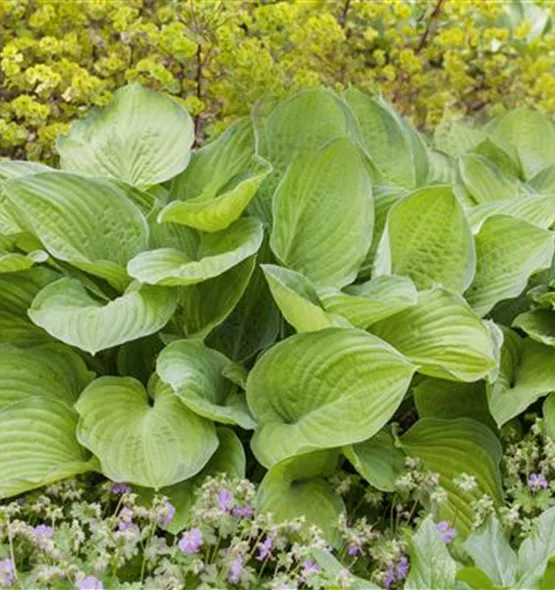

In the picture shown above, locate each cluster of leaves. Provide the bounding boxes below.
[1,0,554,162]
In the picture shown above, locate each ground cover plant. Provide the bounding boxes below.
[2,83,555,588]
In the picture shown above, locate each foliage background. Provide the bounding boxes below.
[1,0,554,163]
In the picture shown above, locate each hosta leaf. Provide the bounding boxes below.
[487,328,555,427]
[311,549,381,589]
[401,418,503,535]
[127,218,263,286]
[0,268,57,346]
[29,278,178,355]
[373,186,475,293]
[544,394,555,440]
[319,275,417,329]
[4,172,149,291]
[0,249,47,274]
[345,88,429,188]
[256,451,344,544]
[247,327,416,467]
[180,256,256,339]
[270,137,373,288]
[405,516,458,590]
[529,164,555,194]
[0,398,92,499]
[371,288,497,382]
[473,138,521,178]
[464,516,517,588]
[434,118,487,157]
[117,335,164,385]
[518,506,555,588]
[458,154,520,204]
[343,430,406,492]
[0,344,93,409]
[56,84,194,187]
[513,309,555,347]
[252,89,355,222]
[465,215,554,316]
[156,339,255,429]
[262,264,341,332]
[75,377,218,489]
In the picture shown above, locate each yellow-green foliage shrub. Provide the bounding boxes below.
[1,0,554,162]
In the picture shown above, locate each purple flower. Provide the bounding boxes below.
[74,576,103,590]
[347,542,362,556]
[217,488,234,513]
[396,555,409,580]
[436,521,457,544]
[178,528,203,555]
[384,564,396,589]
[0,559,15,587]
[256,537,273,561]
[160,499,175,526]
[228,554,244,584]
[33,524,53,539]
[111,483,131,495]
[300,559,321,582]
[117,521,139,534]
[528,473,548,493]
[232,504,254,519]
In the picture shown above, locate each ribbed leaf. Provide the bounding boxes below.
[75,377,218,489]
[374,186,475,293]
[0,249,47,274]
[29,278,178,355]
[270,137,373,288]
[529,163,555,194]
[518,506,555,588]
[56,84,194,187]
[513,309,555,347]
[247,327,416,467]
[458,154,520,204]
[371,288,497,382]
[127,218,263,286]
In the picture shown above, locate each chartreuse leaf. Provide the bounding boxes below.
[75,376,218,489]
[544,394,555,440]
[529,164,555,194]
[458,154,520,204]
[487,328,555,427]
[311,550,380,589]
[487,108,555,180]
[247,328,416,468]
[127,218,263,286]
[401,418,503,535]
[117,335,164,385]
[405,516,458,590]
[464,516,517,588]
[256,451,344,544]
[0,344,93,409]
[319,275,417,329]
[0,397,93,499]
[434,117,487,157]
[0,248,47,274]
[156,339,254,429]
[270,137,372,288]
[29,278,178,356]
[513,309,555,347]
[0,268,57,346]
[261,264,343,332]
[345,88,429,188]
[465,215,554,316]
[4,172,149,291]
[373,186,475,293]
[180,256,255,339]
[371,288,497,382]
[456,567,497,589]
[56,84,194,187]
[473,137,522,178]
[343,430,405,492]
[252,89,355,222]
[518,506,555,588]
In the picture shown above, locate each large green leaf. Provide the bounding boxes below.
[252,89,355,222]
[458,154,520,204]
[371,288,497,382]
[401,418,503,535]
[465,215,554,316]
[0,397,93,499]
[311,549,381,589]
[529,163,555,194]
[117,335,164,385]
[75,376,218,489]
[56,84,194,187]
[247,327,416,467]
[518,506,555,588]
[319,275,417,329]
[0,248,47,274]
[405,516,458,590]
[487,328,555,427]
[345,88,429,188]
[464,516,517,588]
[343,430,406,492]
[270,137,373,288]
[29,278,178,355]
[373,186,475,293]
[127,218,263,286]
[434,117,487,157]
[513,309,555,347]
[180,256,255,339]
[0,344,93,409]
[256,451,344,544]
[262,264,342,332]
[4,172,149,291]
[156,340,254,429]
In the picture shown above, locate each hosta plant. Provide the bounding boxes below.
[2,83,555,587]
